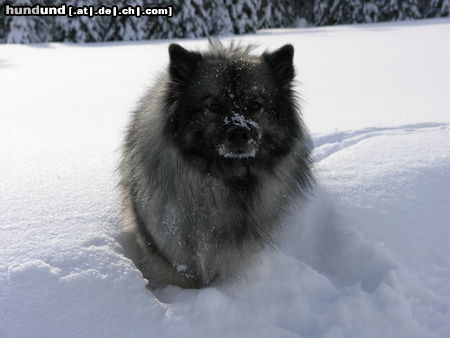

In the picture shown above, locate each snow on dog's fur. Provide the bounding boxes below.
[119,41,314,288]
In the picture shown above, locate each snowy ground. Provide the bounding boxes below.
[1,18,450,338]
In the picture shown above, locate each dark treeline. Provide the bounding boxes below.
[0,0,448,43]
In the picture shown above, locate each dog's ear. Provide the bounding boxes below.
[168,44,202,84]
[263,44,295,84]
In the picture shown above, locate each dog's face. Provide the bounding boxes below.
[164,43,302,173]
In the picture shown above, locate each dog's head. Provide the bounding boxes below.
[164,41,303,173]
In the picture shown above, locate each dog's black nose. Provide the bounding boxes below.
[226,127,250,147]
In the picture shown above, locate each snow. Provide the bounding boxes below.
[1,18,450,338]
[217,143,257,158]
[224,113,259,131]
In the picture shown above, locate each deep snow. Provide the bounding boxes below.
[1,18,450,338]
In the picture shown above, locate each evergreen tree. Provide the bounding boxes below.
[381,0,421,21]
[206,1,234,36]
[7,16,35,43]
[0,0,11,43]
[312,0,361,25]
[147,0,209,39]
[258,0,298,29]
[312,0,423,25]
[402,0,422,19]
[42,0,66,42]
[363,2,381,22]
[297,0,315,25]
[226,0,259,34]
[1,0,449,44]
[102,0,148,42]
[420,0,450,17]
[6,0,39,43]
[63,0,103,42]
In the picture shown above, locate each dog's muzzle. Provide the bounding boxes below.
[217,114,261,159]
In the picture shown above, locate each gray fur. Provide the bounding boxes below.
[119,42,313,288]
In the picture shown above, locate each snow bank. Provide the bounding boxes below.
[1,19,450,338]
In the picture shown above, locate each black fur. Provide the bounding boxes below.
[119,41,314,288]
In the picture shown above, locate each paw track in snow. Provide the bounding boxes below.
[312,122,449,162]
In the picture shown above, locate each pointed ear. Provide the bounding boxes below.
[168,44,202,84]
[263,44,295,84]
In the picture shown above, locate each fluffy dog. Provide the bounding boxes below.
[119,41,313,288]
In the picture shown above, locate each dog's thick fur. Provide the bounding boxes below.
[119,41,313,288]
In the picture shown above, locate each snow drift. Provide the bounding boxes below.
[1,18,449,338]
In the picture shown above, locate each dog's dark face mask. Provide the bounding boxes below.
[165,43,301,174]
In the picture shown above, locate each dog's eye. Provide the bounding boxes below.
[208,101,221,112]
[248,101,263,112]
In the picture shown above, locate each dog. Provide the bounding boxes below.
[119,41,313,288]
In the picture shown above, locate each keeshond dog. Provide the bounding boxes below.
[119,41,313,289]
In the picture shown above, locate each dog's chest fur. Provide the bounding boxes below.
[136,142,297,285]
